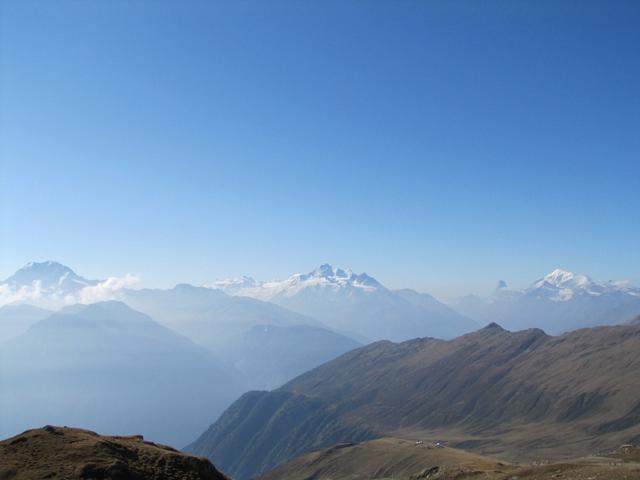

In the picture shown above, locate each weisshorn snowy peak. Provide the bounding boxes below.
[209,264,477,342]
[452,268,640,334]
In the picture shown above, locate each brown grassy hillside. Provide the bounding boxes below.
[261,437,640,480]
[0,426,228,480]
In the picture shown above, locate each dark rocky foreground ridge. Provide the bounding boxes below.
[0,426,228,480]
[187,322,640,479]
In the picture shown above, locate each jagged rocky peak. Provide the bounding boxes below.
[311,263,350,278]
[483,322,506,331]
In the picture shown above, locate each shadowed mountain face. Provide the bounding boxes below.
[185,390,378,480]
[0,426,228,480]
[0,302,244,447]
[188,323,640,479]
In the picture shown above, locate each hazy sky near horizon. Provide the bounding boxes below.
[1,1,639,297]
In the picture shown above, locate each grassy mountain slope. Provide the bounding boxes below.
[260,437,640,480]
[188,323,640,478]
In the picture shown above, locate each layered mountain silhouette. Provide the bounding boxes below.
[0,301,244,447]
[451,269,640,334]
[6,261,639,342]
[120,284,361,390]
[0,426,228,480]
[187,322,640,479]
[1,261,361,394]
[121,283,323,349]
[210,264,477,341]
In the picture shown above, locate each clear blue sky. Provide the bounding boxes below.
[1,0,639,297]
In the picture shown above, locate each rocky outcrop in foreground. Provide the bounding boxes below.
[0,425,228,480]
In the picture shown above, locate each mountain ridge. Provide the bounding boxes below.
[188,322,640,479]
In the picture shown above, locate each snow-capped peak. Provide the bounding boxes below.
[4,261,96,292]
[299,265,383,291]
[311,264,351,279]
[0,261,135,309]
[525,268,637,301]
[532,269,594,290]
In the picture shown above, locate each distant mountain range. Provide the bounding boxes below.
[119,283,321,348]
[187,322,640,479]
[451,269,640,334]
[0,263,364,444]
[0,263,360,389]
[118,284,362,390]
[4,261,639,341]
[209,264,477,341]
